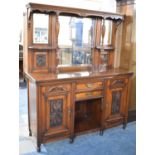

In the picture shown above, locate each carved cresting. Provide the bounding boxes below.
[44,86,67,101]
[36,55,46,67]
[50,99,63,127]
[111,91,121,114]
[48,86,67,94]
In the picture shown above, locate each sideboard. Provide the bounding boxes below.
[23,3,133,152]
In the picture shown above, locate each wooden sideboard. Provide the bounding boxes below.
[23,3,133,152]
[26,69,132,151]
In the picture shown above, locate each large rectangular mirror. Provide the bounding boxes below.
[58,16,94,66]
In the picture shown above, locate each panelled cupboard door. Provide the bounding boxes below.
[105,77,128,126]
[41,85,71,138]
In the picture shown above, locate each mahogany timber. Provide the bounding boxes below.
[23,3,133,152]
[25,69,133,151]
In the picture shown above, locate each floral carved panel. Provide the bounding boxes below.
[36,55,46,67]
[50,99,63,127]
[111,91,121,114]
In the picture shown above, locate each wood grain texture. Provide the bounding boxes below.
[23,3,134,152]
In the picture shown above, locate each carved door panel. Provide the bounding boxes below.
[42,85,71,138]
[105,78,128,126]
[107,89,125,117]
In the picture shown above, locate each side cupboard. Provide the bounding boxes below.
[23,3,133,152]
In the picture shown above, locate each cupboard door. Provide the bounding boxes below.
[42,85,71,138]
[105,78,128,127]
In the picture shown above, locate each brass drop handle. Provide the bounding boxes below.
[86,83,93,88]
[86,92,92,96]
[101,98,104,111]
[68,109,71,113]
[68,109,72,117]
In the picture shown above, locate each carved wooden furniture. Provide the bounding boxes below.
[23,3,133,152]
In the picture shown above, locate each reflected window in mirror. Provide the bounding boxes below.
[33,14,49,44]
[58,16,94,66]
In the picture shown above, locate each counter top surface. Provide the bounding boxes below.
[25,68,133,83]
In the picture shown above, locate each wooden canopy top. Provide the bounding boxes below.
[26,3,124,21]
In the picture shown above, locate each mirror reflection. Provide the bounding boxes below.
[33,14,49,44]
[58,16,94,66]
[102,20,113,45]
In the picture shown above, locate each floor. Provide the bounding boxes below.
[19,83,136,155]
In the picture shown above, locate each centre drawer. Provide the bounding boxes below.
[76,82,103,90]
[75,90,102,101]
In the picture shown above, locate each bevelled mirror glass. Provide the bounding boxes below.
[33,14,49,44]
[58,16,94,66]
[103,20,113,45]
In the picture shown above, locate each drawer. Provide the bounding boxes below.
[75,90,102,100]
[76,82,103,90]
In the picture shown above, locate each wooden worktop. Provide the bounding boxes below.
[25,68,133,83]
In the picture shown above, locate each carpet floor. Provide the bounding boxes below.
[19,85,136,155]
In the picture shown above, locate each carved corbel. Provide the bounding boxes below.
[115,19,123,28]
[28,21,31,29]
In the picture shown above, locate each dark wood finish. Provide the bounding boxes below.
[128,109,136,122]
[75,99,102,133]
[25,70,132,151]
[116,0,135,6]
[26,3,124,20]
[24,3,124,75]
[41,84,71,142]
[105,77,129,128]
[23,3,133,152]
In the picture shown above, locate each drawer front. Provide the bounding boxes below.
[75,91,102,100]
[76,82,103,90]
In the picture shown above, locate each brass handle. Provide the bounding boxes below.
[68,109,72,117]
[86,83,93,88]
[86,92,92,96]
[68,109,71,113]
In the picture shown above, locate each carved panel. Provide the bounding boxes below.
[111,91,121,114]
[50,99,63,127]
[48,86,67,93]
[36,55,46,67]
[110,79,125,89]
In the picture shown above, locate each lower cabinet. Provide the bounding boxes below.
[40,84,72,143]
[105,77,129,128]
[27,75,131,152]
